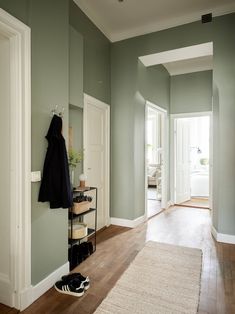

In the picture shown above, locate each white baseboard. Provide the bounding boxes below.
[211,226,218,241]
[20,262,69,311]
[211,226,235,244]
[133,214,147,227]
[111,214,146,228]
[166,200,174,209]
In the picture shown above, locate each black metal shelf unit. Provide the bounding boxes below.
[68,187,97,270]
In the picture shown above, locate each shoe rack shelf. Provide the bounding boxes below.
[68,187,97,270]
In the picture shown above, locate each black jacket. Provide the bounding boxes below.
[38,115,72,209]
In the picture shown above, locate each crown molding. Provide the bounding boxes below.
[73,1,235,43]
[111,4,235,42]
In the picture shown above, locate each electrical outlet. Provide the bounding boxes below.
[31,171,41,182]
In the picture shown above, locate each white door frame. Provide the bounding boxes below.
[145,101,168,217]
[170,111,213,208]
[0,9,31,310]
[83,93,110,227]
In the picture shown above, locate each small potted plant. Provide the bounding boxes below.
[68,148,83,186]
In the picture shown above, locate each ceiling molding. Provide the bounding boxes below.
[163,55,213,76]
[110,4,235,42]
[139,43,213,76]
[73,1,235,43]
[139,43,213,67]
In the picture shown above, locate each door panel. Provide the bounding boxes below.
[175,119,191,204]
[0,33,14,307]
[84,97,109,231]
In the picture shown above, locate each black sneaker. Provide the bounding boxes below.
[54,278,84,297]
[62,273,90,290]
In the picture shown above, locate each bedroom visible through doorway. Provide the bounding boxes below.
[173,114,211,209]
[146,103,166,218]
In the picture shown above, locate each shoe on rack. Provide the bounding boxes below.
[54,278,84,297]
[87,241,93,255]
[62,273,90,290]
[80,242,89,259]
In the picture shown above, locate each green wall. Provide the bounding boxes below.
[170,70,212,114]
[111,14,235,237]
[0,0,110,285]
[29,0,69,285]
[69,0,111,105]
[0,0,29,24]
[69,25,84,187]
[1,0,70,285]
[111,19,211,221]
[213,14,235,234]
[139,63,170,110]
[212,83,219,230]
[69,26,83,108]
[136,64,170,217]
[111,44,170,219]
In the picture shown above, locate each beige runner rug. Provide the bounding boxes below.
[94,241,202,314]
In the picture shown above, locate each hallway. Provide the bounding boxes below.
[2,206,234,314]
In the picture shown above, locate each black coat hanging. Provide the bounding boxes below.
[38,114,72,209]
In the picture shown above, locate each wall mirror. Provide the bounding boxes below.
[69,104,83,187]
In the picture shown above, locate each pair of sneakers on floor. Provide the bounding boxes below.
[54,273,90,297]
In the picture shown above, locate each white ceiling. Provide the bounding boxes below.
[73,0,235,42]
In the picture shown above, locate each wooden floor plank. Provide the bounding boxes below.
[1,206,235,313]
[0,304,18,314]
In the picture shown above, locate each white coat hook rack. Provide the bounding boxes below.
[59,107,65,117]
[51,105,64,118]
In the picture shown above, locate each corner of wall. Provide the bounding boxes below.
[20,262,69,311]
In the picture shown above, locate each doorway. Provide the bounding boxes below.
[172,113,212,209]
[83,94,110,230]
[145,102,167,218]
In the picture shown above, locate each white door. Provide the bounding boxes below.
[0,33,14,308]
[145,102,168,219]
[83,94,110,231]
[159,110,167,208]
[175,118,191,203]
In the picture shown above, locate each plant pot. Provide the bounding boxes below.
[70,168,75,187]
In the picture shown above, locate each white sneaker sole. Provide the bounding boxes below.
[54,284,84,297]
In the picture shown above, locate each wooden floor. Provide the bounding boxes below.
[180,197,210,209]
[1,206,235,314]
[147,187,162,218]
[147,199,162,218]
[0,304,18,314]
